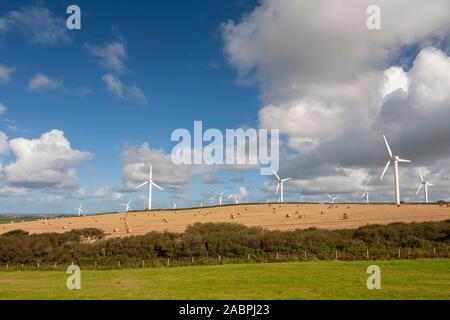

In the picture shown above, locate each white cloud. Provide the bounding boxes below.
[121,142,201,190]
[222,0,450,199]
[0,64,14,85]
[0,131,8,155]
[27,73,62,92]
[102,73,147,104]
[0,103,6,116]
[0,185,27,197]
[5,129,93,190]
[86,41,127,74]
[0,6,69,44]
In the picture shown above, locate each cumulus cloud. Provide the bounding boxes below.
[223,0,450,199]
[121,142,202,191]
[4,129,93,190]
[0,103,6,116]
[0,131,8,155]
[27,73,63,92]
[0,6,69,44]
[0,64,14,84]
[102,73,147,104]
[86,41,127,74]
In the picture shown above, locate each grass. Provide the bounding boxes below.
[0,259,449,300]
[0,216,39,225]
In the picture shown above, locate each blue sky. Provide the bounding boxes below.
[0,1,449,214]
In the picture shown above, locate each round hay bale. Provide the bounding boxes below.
[62,226,66,229]
[127,228,132,233]
[113,228,119,232]
[237,212,241,215]
[321,210,324,215]
[297,215,302,219]
[230,214,235,219]
[286,214,291,218]
[162,218,168,223]
[343,212,350,220]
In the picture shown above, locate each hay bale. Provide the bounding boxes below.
[95,219,99,222]
[245,207,248,211]
[286,214,291,218]
[343,212,350,220]
[321,210,324,215]
[162,218,169,223]
[62,226,66,229]
[113,228,119,233]
[230,214,235,219]
[69,221,73,224]
[126,228,132,233]
[237,212,241,215]
[297,215,302,219]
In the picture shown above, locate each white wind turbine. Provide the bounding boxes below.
[416,169,433,204]
[217,192,225,206]
[361,182,370,204]
[173,202,177,209]
[327,193,339,204]
[229,193,239,204]
[121,200,132,212]
[135,165,164,210]
[74,203,83,216]
[273,170,292,203]
[380,135,412,205]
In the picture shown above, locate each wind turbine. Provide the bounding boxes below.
[273,170,292,203]
[380,135,412,205]
[361,182,370,204]
[229,193,239,204]
[173,202,177,209]
[73,203,83,216]
[217,192,225,205]
[121,200,131,212]
[327,193,339,204]
[135,165,164,210]
[416,169,433,203]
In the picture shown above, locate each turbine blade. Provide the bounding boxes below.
[273,170,281,181]
[416,184,422,195]
[135,181,149,189]
[419,169,424,182]
[380,161,391,180]
[152,182,164,190]
[276,182,280,195]
[383,135,393,158]
[427,182,434,186]
[327,193,332,200]
[282,177,292,182]
[398,159,412,163]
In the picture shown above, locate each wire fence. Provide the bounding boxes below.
[1,247,448,271]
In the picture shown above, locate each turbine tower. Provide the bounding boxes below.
[135,165,164,210]
[361,183,370,204]
[416,169,433,203]
[327,193,339,204]
[73,203,83,216]
[121,200,131,212]
[273,170,292,203]
[380,135,412,205]
[217,192,224,205]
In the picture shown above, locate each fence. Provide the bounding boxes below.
[1,247,448,271]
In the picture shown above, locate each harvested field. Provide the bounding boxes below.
[1,203,449,238]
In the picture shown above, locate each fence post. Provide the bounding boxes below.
[94,261,97,269]
[117,260,120,268]
[167,258,170,267]
[191,257,194,265]
[335,250,338,260]
[276,252,279,261]
[54,262,57,269]
[6,264,8,270]
[142,260,145,268]
[37,262,40,269]
[366,249,369,260]
[218,255,221,262]
[21,263,24,270]
[247,253,250,261]
[398,248,401,259]
[433,247,436,255]
[304,250,307,261]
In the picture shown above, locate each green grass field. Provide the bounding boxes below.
[0,259,449,300]
[0,216,39,225]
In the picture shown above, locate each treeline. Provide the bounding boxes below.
[0,221,449,268]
